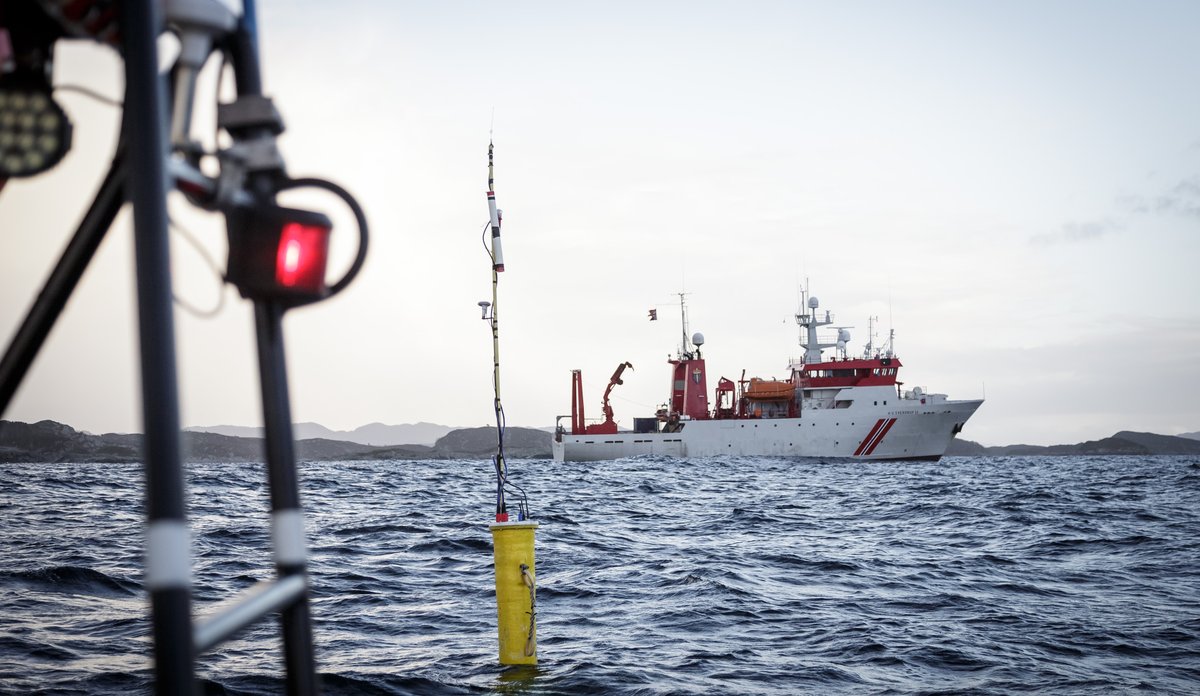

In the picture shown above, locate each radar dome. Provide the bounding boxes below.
[692,332,705,346]
[808,296,820,309]
[837,328,851,342]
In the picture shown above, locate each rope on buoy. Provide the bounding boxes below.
[521,563,536,656]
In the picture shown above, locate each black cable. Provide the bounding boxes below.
[480,220,493,261]
[53,84,123,107]
[504,477,530,520]
[484,217,507,512]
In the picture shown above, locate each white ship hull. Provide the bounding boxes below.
[554,395,982,462]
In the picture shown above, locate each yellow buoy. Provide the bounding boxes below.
[489,519,538,665]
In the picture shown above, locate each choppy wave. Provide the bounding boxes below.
[2,456,1199,694]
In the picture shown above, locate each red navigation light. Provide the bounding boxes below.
[225,203,333,306]
[276,222,329,292]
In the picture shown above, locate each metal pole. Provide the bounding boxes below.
[491,265,506,517]
[119,0,193,693]
[228,1,319,689]
[0,150,125,415]
[194,575,307,654]
[254,300,318,695]
[229,0,264,96]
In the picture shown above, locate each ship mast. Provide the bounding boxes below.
[863,315,878,359]
[796,285,837,364]
[677,292,693,359]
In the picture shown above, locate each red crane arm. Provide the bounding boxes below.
[600,361,634,422]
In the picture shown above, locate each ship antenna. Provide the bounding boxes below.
[677,291,691,358]
[886,289,895,358]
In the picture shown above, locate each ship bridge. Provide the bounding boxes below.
[796,357,903,389]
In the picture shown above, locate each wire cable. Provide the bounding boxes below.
[167,216,226,318]
[53,84,123,107]
[480,220,493,260]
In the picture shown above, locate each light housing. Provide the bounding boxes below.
[225,203,333,306]
[0,69,72,178]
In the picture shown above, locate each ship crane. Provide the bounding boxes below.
[599,361,634,427]
[567,360,635,435]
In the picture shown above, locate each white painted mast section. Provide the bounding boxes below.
[677,292,692,358]
[863,315,877,358]
[796,290,837,364]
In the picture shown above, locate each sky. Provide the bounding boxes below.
[1,1,1198,447]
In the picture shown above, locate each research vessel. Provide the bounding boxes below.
[552,292,982,461]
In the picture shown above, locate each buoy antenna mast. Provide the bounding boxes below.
[480,137,539,666]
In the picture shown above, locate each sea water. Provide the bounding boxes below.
[1,455,1198,694]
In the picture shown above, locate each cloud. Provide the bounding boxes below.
[1118,175,1200,220]
[1153,177,1200,219]
[1029,219,1121,246]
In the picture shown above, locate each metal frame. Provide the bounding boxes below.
[0,2,320,693]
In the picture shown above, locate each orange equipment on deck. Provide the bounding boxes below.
[743,378,793,400]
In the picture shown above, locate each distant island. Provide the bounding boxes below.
[948,431,1200,457]
[0,420,551,463]
[184,422,456,447]
[1,420,1198,463]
